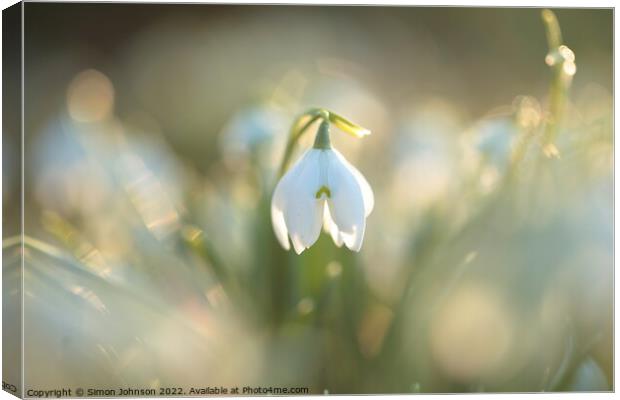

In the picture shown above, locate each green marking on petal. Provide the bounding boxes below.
[315,186,331,199]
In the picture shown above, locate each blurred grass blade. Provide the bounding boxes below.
[541,9,576,153]
[41,210,114,281]
[541,9,562,49]
[179,224,236,295]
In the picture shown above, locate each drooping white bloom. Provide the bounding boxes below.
[271,148,374,254]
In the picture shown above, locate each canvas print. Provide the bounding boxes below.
[2,2,614,396]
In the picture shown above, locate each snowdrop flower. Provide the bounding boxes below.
[271,120,374,254]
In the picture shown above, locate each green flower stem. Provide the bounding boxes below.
[505,10,574,181]
[277,109,325,177]
[541,9,574,155]
[542,9,562,50]
[277,108,370,178]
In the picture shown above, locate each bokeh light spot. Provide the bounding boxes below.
[326,261,343,278]
[430,284,514,383]
[297,298,315,315]
[67,69,115,122]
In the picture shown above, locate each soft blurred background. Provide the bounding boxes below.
[3,4,612,394]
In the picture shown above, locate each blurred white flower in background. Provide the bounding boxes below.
[389,102,463,212]
[271,122,374,254]
[567,357,609,391]
[474,118,516,169]
[218,103,288,168]
[470,117,518,192]
[468,97,541,192]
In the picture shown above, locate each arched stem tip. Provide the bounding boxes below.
[313,120,332,149]
[277,107,370,177]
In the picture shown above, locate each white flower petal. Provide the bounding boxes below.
[271,146,372,254]
[271,150,315,250]
[281,150,324,254]
[326,150,367,237]
[331,149,374,216]
[323,205,344,247]
[291,234,307,255]
[341,224,365,252]
[353,168,374,216]
[288,199,324,254]
[271,205,290,250]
